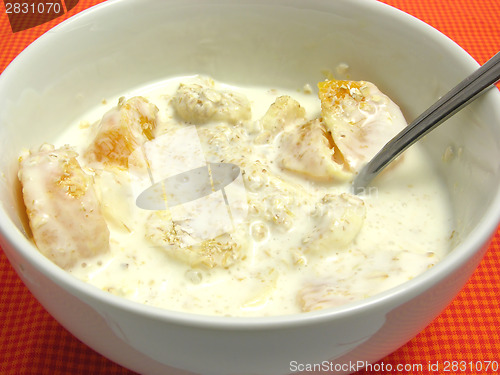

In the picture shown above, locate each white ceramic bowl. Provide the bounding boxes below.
[1,1,499,374]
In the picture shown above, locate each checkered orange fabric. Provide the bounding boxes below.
[1,1,499,374]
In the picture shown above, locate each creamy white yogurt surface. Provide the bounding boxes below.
[52,76,453,317]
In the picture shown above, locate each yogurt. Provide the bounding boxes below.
[24,75,453,317]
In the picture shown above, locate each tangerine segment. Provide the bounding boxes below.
[18,144,110,269]
[85,96,159,169]
[279,118,352,182]
[318,79,407,171]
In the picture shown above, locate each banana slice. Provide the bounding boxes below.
[18,144,110,269]
[303,193,365,253]
[318,79,407,171]
[145,210,247,269]
[241,268,279,311]
[85,96,158,169]
[173,77,251,125]
[244,160,309,232]
[278,118,352,181]
[255,95,306,143]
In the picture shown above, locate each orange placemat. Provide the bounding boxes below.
[0,1,499,374]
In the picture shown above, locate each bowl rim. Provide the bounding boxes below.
[1,0,500,330]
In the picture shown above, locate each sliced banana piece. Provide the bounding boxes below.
[173,76,251,125]
[319,79,407,171]
[278,118,352,181]
[85,96,158,169]
[303,193,366,253]
[241,268,279,311]
[244,160,310,232]
[18,144,110,269]
[145,210,248,269]
[255,95,306,143]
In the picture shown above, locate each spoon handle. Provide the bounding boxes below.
[353,51,500,193]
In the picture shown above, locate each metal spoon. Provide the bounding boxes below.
[352,51,500,193]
